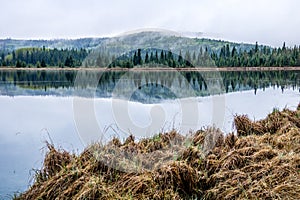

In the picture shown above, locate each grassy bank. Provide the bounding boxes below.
[16,104,300,199]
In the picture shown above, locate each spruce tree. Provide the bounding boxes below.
[160,50,164,64]
[145,51,149,64]
[255,42,259,53]
[137,49,142,65]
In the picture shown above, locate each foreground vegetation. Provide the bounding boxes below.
[16,104,300,199]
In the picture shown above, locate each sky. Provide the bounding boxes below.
[0,0,299,47]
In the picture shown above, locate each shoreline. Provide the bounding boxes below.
[0,66,300,72]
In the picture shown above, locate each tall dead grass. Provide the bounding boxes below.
[16,103,300,199]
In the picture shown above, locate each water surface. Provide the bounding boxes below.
[0,69,299,198]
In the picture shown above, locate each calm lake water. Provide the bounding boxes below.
[0,69,299,198]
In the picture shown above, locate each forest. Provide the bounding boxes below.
[0,47,88,68]
[0,42,300,68]
[106,42,300,68]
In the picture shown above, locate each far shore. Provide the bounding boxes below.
[0,66,300,72]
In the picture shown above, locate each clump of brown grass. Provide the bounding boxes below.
[16,104,300,200]
[224,132,237,148]
[234,115,265,136]
[204,105,300,199]
[35,142,73,182]
[202,127,224,155]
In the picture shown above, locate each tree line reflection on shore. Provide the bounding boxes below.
[0,70,299,101]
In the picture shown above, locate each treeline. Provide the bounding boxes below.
[1,42,300,68]
[108,49,196,68]
[0,47,88,67]
[105,42,300,68]
[212,42,300,67]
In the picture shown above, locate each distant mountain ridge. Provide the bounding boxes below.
[100,31,262,56]
[0,31,264,54]
[0,38,106,51]
[7,31,298,68]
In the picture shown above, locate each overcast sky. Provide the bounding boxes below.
[0,0,299,47]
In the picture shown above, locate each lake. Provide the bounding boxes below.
[0,69,299,198]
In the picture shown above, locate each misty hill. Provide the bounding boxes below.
[2,31,297,68]
[0,38,106,51]
[99,31,260,55]
[0,31,261,54]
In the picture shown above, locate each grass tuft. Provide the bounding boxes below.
[16,104,300,199]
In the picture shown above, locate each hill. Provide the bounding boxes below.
[0,38,106,51]
[3,31,297,68]
[100,31,260,55]
[0,31,260,54]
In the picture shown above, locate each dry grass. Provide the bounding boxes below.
[16,103,300,199]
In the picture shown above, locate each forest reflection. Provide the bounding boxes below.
[0,70,299,103]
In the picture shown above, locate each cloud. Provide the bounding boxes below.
[0,0,299,46]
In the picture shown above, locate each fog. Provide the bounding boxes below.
[0,0,299,47]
